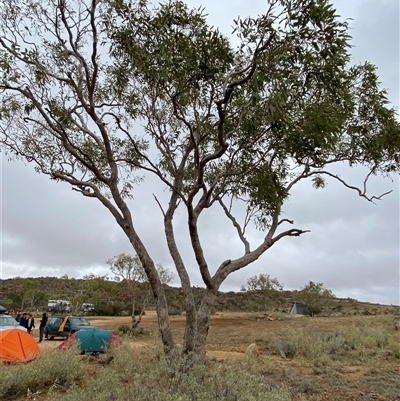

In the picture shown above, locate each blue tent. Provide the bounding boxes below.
[58,327,121,355]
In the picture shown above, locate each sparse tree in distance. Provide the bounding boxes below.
[9,277,45,310]
[1,0,399,365]
[107,253,173,328]
[81,274,115,307]
[241,274,284,311]
[293,281,335,316]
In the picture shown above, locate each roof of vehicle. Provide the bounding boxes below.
[49,315,87,318]
[0,315,27,332]
[46,315,91,334]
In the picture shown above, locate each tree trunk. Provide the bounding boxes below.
[126,235,175,358]
[131,295,135,318]
[164,177,197,355]
[192,288,218,362]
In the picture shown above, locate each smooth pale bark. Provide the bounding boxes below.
[127,237,175,355]
[166,218,198,354]
[192,288,218,361]
[163,154,198,355]
[111,205,174,354]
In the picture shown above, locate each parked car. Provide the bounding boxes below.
[0,314,27,332]
[44,316,92,340]
[80,303,95,313]
[47,299,72,313]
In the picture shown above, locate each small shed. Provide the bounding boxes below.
[289,302,309,315]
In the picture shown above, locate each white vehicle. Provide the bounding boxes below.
[81,303,95,312]
[47,300,58,311]
[0,314,27,332]
[47,299,72,313]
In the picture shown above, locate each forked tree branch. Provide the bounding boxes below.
[153,194,166,217]
[309,170,393,204]
[271,228,311,245]
[218,197,250,254]
[278,218,294,226]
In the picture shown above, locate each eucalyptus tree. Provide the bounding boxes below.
[241,274,284,310]
[81,274,116,307]
[107,253,173,326]
[293,281,335,316]
[1,0,399,363]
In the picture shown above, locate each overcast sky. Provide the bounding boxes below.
[1,0,399,305]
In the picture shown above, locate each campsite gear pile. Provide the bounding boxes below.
[57,327,122,355]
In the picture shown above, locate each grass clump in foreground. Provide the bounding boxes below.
[263,316,400,368]
[0,345,83,400]
[57,344,291,401]
[0,343,291,401]
[1,315,398,401]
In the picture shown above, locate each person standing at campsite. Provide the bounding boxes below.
[26,313,35,334]
[38,312,48,343]
[19,312,27,328]
[15,311,21,323]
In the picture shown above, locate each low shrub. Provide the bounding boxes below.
[56,351,292,401]
[263,319,399,367]
[130,326,144,335]
[117,324,130,334]
[168,307,183,316]
[0,346,83,399]
[117,325,145,336]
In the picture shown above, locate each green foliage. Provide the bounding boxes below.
[117,324,130,334]
[293,281,335,316]
[168,307,183,316]
[0,276,288,314]
[107,253,173,317]
[107,253,147,284]
[241,274,283,293]
[241,274,284,310]
[107,0,234,102]
[0,3,398,245]
[105,0,400,232]
[81,274,117,307]
[130,326,145,335]
[93,302,125,316]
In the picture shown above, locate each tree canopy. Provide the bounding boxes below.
[241,274,284,310]
[1,0,399,363]
[293,280,335,316]
[107,253,173,321]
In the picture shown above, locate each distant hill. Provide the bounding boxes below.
[0,276,398,317]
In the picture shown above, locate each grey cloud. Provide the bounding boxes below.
[350,0,399,107]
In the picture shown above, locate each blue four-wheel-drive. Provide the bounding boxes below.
[44,316,92,340]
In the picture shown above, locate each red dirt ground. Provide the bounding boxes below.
[23,311,400,401]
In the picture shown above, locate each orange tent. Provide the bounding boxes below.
[0,329,40,363]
